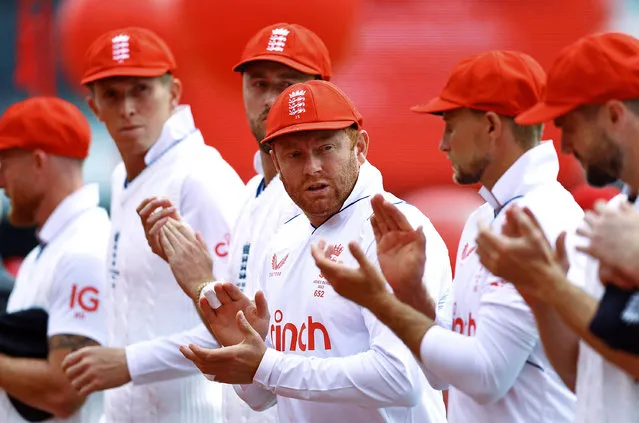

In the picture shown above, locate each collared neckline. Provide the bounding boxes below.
[37,184,100,245]
[338,161,383,213]
[478,141,559,215]
[144,105,197,166]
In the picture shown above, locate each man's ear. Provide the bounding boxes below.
[484,111,504,142]
[355,129,369,164]
[87,95,102,122]
[169,78,183,109]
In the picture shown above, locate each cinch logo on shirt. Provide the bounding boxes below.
[69,284,99,319]
[270,309,332,352]
[452,308,476,337]
[270,253,289,277]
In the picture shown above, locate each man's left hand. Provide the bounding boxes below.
[180,311,266,384]
[161,219,214,300]
[476,205,568,300]
[199,282,270,347]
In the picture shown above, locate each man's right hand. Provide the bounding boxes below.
[198,282,270,347]
[369,194,429,304]
[160,219,214,300]
[136,197,180,262]
[62,347,131,396]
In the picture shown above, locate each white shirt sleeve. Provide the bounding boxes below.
[123,167,243,385]
[47,252,107,345]
[250,305,424,407]
[180,169,245,281]
[419,280,539,404]
[125,323,219,385]
[233,383,278,411]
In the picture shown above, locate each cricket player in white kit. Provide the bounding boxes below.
[477,32,639,423]
[315,51,582,423]
[131,23,332,423]
[61,27,245,423]
[0,97,109,423]
[160,80,452,423]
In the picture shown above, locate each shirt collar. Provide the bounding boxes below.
[144,105,196,166]
[340,161,384,208]
[38,184,100,245]
[478,141,559,213]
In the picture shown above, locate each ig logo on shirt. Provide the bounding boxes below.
[69,284,99,319]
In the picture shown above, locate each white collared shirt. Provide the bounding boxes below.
[0,184,110,423]
[419,141,583,423]
[143,106,197,166]
[108,105,245,423]
[122,151,296,423]
[235,162,451,423]
[221,152,298,423]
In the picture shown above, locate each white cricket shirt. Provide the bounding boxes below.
[419,141,582,423]
[221,158,298,423]
[0,184,110,423]
[106,106,245,423]
[574,192,639,423]
[125,151,298,423]
[236,162,452,423]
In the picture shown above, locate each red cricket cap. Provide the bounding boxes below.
[261,80,362,144]
[233,23,332,80]
[517,32,639,125]
[412,50,546,118]
[81,27,176,85]
[0,97,91,159]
